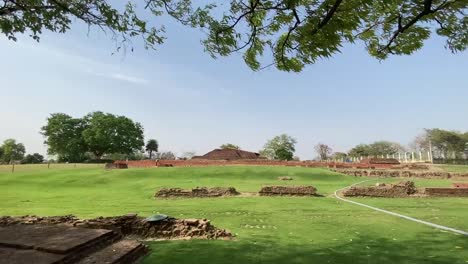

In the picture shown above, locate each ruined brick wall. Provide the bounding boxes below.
[342,181,416,198]
[423,188,468,197]
[330,169,468,179]
[258,185,317,196]
[155,187,239,198]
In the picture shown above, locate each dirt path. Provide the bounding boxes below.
[333,180,468,236]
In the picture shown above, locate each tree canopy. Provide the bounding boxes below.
[412,128,467,158]
[1,138,26,163]
[348,141,404,157]
[21,153,44,164]
[146,139,159,159]
[1,0,466,72]
[41,111,144,161]
[260,134,297,160]
[220,143,240,150]
[314,143,332,160]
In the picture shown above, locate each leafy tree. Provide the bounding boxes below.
[348,144,372,157]
[41,113,88,162]
[220,143,240,150]
[426,128,466,158]
[82,112,144,159]
[145,139,159,159]
[21,153,44,164]
[0,147,3,161]
[261,134,297,161]
[368,141,405,156]
[2,1,466,72]
[1,139,26,163]
[331,152,348,161]
[314,143,332,160]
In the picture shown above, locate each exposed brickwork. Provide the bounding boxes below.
[258,185,317,196]
[342,181,417,198]
[330,169,468,179]
[155,187,239,198]
[423,187,468,197]
[453,183,468,188]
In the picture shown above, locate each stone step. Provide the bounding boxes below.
[76,239,148,264]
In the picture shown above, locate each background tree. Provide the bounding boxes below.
[0,147,3,161]
[220,143,240,150]
[368,141,405,157]
[82,112,144,159]
[1,1,466,72]
[348,144,372,157]
[425,128,466,158]
[331,152,348,161]
[314,143,332,161]
[145,139,159,159]
[1,139,26,163]
[21,153,44,164]
[260,134,297,161]
[157,151,176,160]
[41,113,88,162]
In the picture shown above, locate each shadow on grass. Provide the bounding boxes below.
[142,233,468,264]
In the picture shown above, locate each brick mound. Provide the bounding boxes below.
[193,149,263,160]
[0,214,233,241]
[360,158,400,165]
[259,185,317,196]
[422,187,468,197]
[278,176,293,181]
[392,164,429,170]
[453,183,468,188]
[155,187,240,198]
[342,181,417,198]
[105,163,128,169]
[330,169,468,179]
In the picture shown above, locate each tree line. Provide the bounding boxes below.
[2,111,467,163]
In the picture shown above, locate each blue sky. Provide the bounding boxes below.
[1,16,467,160]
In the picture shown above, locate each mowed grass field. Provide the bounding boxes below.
[1,165,467,264]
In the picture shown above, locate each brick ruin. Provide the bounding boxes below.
[114,159,328,168]
[0,214,233,240]
[155,187,240,198]
[330,168,468,179]
[259,185,318,196]
[342,181,417,198]
[342,181,468,198]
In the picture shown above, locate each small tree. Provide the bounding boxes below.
[261,134,297,161]
[145,139,159,159]
[21,153,44,164]
[1,139,26,163]
[220,143,240,150]
[314,143,332,161]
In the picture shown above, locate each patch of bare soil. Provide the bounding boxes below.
[0,214,233,241]
[342,181,417,198]
[259,185,318,196]
[155,187,239,198]
[277,176,293,181]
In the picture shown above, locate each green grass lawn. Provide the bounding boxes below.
[1,165,467,264]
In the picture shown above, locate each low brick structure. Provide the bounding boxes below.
[342,181,417,198]
[259,185,317,196]
[0,214,233,241]
[360,158,400,165]
[423,187,468,197]
[330,169,468,179]
[155,187,239,198]
[105,163,128,169]
[453,183,468,188]
[114,159,328,168]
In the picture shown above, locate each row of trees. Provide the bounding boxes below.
[0,139,44,164]
[411,129,468,159]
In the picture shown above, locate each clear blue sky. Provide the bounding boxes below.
[1,15,467,160]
